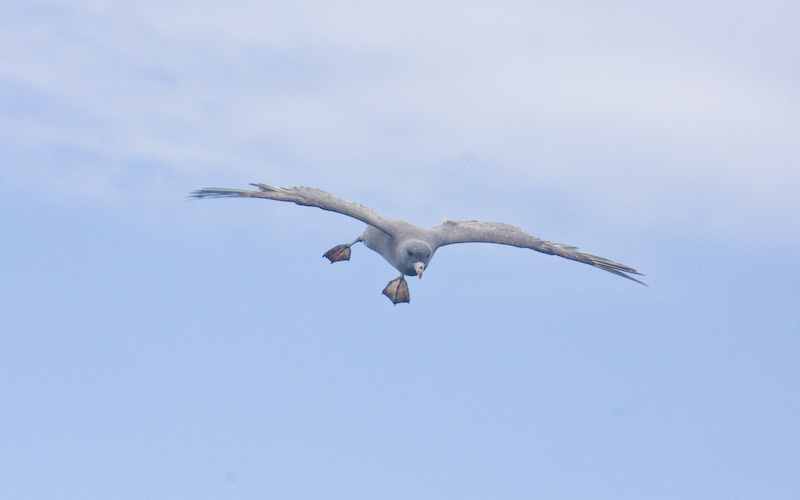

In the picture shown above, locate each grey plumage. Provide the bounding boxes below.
[190,183,645,303]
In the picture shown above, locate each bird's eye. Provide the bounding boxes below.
[407,249,413,256]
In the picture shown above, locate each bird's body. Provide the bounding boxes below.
[362,225,434,276]
[190,183,645,303]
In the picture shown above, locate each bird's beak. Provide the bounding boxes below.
[414,262,425,278]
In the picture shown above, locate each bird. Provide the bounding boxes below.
[190,183,645,304]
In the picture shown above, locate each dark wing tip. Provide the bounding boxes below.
[189,188,252,199]
[605,267,648,286]
[592,259,647,286]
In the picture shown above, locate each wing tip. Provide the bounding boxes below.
[602,264,647,286]
[188,188,251,199]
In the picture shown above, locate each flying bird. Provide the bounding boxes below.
[190,183,645,304]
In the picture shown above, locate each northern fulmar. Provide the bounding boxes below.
[190,183,645,304]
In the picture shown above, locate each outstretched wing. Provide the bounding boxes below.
[190,183,397,234]
[431,219,646,285]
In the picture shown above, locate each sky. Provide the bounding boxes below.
[1,1,799,498]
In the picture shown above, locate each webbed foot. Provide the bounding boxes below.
[323,244,351,263]
[382,276,410,304]
[323,237,362,263]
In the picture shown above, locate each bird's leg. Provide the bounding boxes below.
[382,275,410,304]
[323,237,362,263]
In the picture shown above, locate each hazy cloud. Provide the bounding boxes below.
[2,0,798,243]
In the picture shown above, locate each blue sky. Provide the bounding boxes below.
[2,1,799,498]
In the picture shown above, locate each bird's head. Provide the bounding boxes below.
[402,240,433,278]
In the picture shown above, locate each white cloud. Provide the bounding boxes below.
[1,1,798,244]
